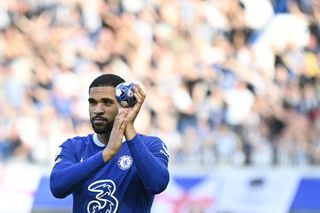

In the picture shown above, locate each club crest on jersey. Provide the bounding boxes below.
[117,155,133,170]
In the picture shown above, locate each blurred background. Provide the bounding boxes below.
[0,0,320,212]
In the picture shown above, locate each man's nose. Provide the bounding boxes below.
[94,103,104,114]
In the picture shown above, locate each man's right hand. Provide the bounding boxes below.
[102,109,128,162]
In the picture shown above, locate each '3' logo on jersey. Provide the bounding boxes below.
[87,180,118,213]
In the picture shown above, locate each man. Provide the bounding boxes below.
[50,74,170,213]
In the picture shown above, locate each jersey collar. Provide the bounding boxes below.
[92,133,127,147]
[93,133,106,147]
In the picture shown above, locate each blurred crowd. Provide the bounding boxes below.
[0,0,320,169]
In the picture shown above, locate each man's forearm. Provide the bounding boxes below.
[124,124,137,141]
[50,151,105,198]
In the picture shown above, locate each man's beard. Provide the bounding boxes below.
[91,119,114,134]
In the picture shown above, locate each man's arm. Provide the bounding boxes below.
[49,142,105,198]
[121,83,169,193]
[50,110,126,198]
[127,134,170,194]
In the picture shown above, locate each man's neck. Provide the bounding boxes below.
[97,133,110,145]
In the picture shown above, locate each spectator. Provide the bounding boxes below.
[0,0,320,169]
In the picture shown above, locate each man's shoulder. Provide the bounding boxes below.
[137,133,157,140]
[137,133,165,145]
[137,133,169,158]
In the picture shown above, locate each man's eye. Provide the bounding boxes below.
[88,100,96,105]
[103,101,112,105]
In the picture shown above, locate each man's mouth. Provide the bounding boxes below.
[93,117,107,125]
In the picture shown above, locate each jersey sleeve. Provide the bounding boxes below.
[49,139,105,198]
[127,134,170,194]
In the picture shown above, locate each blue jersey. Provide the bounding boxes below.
[50,133,170,213]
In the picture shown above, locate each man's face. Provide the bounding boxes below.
[88,86,119,134]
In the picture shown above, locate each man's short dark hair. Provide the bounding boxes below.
[89,74,125,93]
